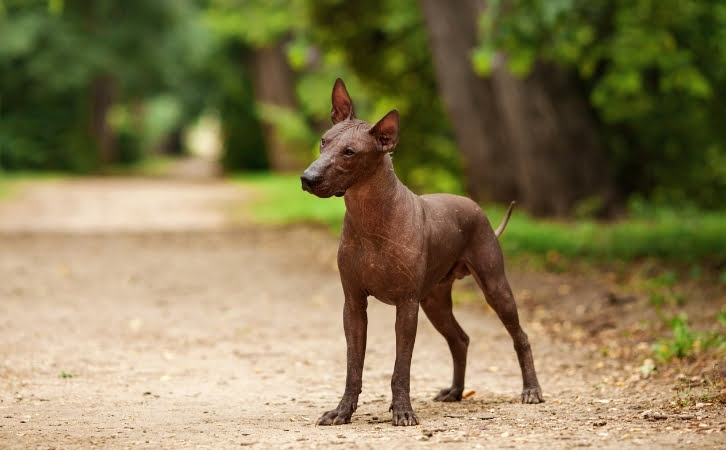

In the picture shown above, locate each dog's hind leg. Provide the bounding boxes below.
[464,230,544,404]
[421,278,469,402]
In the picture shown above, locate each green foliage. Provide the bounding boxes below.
[500,207,726,266]
[652,314,726,362]
[204,0,311,171]
[477,0,726,209]
[0,90,97,171]
[209,41,268,171]
[205,0,306,48]
[308,0,463,194]
[644,271,684,308]
[3,0,726,215]
[206,0,463,190]
[0,0,210,171]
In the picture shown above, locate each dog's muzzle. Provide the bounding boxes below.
[300,170,322,193]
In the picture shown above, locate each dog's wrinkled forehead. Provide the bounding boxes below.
[324,119,372,147]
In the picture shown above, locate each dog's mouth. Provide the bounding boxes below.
[302,184,346,198]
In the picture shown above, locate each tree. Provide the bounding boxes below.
[474,0,726,210]
[205,0,310,172]
[208,40,268,171]
[420,0,614,217]
[308,0,463,195]
[0,0,209,170]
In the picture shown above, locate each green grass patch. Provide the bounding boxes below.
[497,206,726,266]
[233,173,726,266]
[652,313,726,363]
[0,178,8,201]
[0,172,65,201]
[233,172,346,232]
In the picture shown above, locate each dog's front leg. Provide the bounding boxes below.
[390,299,419,426]
[316,290,368,425]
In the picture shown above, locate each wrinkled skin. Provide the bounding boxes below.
[301,79,543,427]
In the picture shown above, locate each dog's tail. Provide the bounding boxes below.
[494,201,515,238]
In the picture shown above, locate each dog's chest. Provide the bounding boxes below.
[339,235,424,301]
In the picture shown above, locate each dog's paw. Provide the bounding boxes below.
[391,407,419,426]
[521,387,544,404]
[316,405,354,425]
[433,387,463,402]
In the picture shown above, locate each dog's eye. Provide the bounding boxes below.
[342,148,355,157]
[320,138,326,148]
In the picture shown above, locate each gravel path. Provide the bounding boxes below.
[0,176,722,448]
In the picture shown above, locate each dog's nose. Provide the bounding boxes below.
[301,171,322,191]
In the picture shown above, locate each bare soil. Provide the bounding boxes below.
[0,175,723,449]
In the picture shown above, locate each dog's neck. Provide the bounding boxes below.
[343,155,413,231]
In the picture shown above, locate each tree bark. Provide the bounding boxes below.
[419,0,614,216]
[419,0,518,204]
[250,43,305,172]
[490,61,613,216]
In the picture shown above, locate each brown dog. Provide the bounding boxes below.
[301,79,543,426]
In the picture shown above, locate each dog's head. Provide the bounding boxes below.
[300,78,399,198]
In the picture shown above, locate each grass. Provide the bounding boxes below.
[652,313,726,363]
[0,178,8,200]
[233,173,726,267]
[233,172,346,232]
[0,171,65,201]
[499,209,726,267]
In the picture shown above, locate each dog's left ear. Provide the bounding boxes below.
[369,109,399,152]
[331,78,355,124]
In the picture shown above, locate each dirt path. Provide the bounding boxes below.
[0,175,723,449]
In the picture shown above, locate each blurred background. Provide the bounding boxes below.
[1,3,725,443]
[1,0,724,218]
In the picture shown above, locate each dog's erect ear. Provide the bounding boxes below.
[331,78,355,124]
[369,109,399,152]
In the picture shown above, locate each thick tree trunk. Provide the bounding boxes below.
[419,0,517,203]
[490,61,614,216]
[419,0,614,216]
[90,74,116,166]
[250,44,304,172]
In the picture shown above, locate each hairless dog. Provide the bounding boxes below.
[301,79,543,427]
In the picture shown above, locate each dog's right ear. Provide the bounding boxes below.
[331,78,355,124]
[369,109,399,152]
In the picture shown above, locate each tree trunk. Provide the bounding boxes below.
[490,61,614,216]
[419,0,614,216]
[90,74,117,166]
[250,43,304,172]
[157,129,185,155]
[419,0,518,204]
